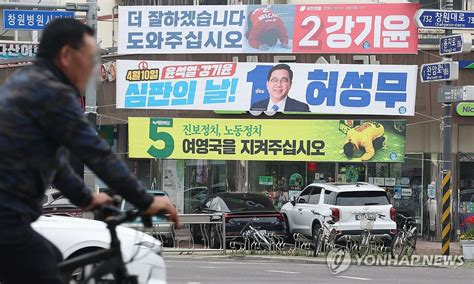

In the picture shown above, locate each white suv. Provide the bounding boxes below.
[281,182,397,243]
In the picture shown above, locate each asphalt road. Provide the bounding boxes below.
[165,256,474,284]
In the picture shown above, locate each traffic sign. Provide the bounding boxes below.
[456,102,474,116]
[439,34,472,56]
[420,61,459,82]
[416,9,474,29]
[438,85,474,103]
[3,9,74,30]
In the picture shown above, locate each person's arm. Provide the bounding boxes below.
[276,18,289,46]
[52,151,92,208]
[37,87,153,211]
[360,139,375,161]
[247,24,263,49]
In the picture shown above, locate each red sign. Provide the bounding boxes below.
[292,3,419,54]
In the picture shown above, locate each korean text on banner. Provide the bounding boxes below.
[116,60,417,116]
[118,4,419,54]
[128,118,406,163]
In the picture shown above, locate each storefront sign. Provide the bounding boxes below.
[374,177,385,186]
[0,43,37,59]
[117,60,417,116]
[128,118,406,162]
[3,9,74,30]
[118,4,419,55]
[401,188,413,198]
[259,176,273,186]
[384,178,396,186]
[457,102,474,116]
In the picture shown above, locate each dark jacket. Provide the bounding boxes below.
[250,97,310,112]
[0,59,153,222]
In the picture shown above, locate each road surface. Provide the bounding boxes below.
[165,255,474,284]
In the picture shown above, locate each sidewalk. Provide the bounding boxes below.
[416,240,462,256]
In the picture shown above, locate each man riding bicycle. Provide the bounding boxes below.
[0,19,179,284]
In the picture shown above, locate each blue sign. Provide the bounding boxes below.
[3,10,74,30]
[440,34,464,55]
[420,62,459,82]
[416,9,474,29]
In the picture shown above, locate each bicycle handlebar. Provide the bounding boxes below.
[396,213,416,220]
[96,205,165,228]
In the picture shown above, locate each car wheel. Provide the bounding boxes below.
[312,222,322,256]
[210,226,221,249]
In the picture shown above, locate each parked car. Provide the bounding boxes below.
[32,215,166,284]
[42,188,93,219]
[281,182,397,244]
[184,183,228,213]
[192,192,286,248]
[459,189,474,233]
[120,190,174,247]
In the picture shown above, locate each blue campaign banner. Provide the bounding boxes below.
[116,60,418,116]
[3,9,75,30]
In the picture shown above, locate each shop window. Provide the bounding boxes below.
[308,187,322,204]
[297,187,311,203]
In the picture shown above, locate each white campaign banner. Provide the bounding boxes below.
[116,60,417,116]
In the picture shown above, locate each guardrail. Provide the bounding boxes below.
[124,213,227,253]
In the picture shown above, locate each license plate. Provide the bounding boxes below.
[356,214,376,221]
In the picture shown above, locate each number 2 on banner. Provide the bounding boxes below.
[299,16,321,47]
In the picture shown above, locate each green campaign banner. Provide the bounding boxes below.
[129,118,406,162]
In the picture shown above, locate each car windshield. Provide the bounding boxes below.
[336,191,390,206]
[221,194,276,212]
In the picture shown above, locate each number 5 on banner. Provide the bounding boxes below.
[299,16,321,47]
[147,118,174,159]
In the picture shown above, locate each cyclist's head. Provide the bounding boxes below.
[261,29,279,47]
[343,142,355,158]
[37,18,96,92]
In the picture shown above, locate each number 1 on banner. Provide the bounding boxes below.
[299,16,321,47]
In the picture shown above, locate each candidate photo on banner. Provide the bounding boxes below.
[243,5,295,53]
[250,63,309,112]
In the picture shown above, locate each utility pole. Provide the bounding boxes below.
[84,1,99,191]
[441,0,453,256]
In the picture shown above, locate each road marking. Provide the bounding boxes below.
[187,282,201,284]
[264,270,300,274]
[198,266,218,269]
[336,276,372,281]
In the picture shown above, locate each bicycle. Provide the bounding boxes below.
[391,213,417,258]
[58,205,157,284]
[311,211,337,257]
[240,217,274,251]
[357,213,386,258]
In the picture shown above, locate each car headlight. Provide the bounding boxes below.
[136,241,162,256]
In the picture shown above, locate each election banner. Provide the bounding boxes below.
[0,43,37,60]
[118,3,419,54]
[128,118,406,163]
[117,60,417,116]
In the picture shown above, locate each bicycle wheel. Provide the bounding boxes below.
[358,233,371,258]
[62,262,118,284]
[313,228,324,257]
[405,231,417,257]
[390,234,405,258]
[324,229,337,256]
